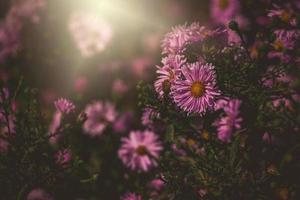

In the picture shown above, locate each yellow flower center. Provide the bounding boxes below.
[280,11,291,23]
[191,81,205,98]
[136,145,147,156]
[219,0,229,10]
[273,40,284,51]
[162,80,171,93]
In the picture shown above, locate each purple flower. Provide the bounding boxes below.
[210,0,240,25]
[118,130,163,172]
[171,62,220,115]
[154,55,186,97]
[54,98,75,114]
[214,99,242,143]
[120,192,142,200]
[83,101,117,137]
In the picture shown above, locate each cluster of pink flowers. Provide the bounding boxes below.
[68,12,113,57]
[0,0,46,62]
[156,23,222,115]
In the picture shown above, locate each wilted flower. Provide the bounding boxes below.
[118,130,163,172]
[69,12,113,57]
[83,101,117,137]
[171,62,220,115]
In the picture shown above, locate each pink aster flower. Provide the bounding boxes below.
[154,55,186,97]
[171,62,220,115]
[210,0,240,25]
[54,98,75,115]
[118,130,163,172]
[83,101,117,137]
[162,23,208,55]
[268,30,299,63]
[27,188,53,200]
[214,99,242,143]
[268,4,296,25]
[69,12,113,57]
[120,192,142,200]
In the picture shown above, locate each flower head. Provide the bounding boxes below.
[118,130,163,172]
[54,98,75,114]
[162,23,208,55]
[120,192,142,200]
[83,101,117,137]
[171,62,220,115]
[154,55,186,97]
[211,0,240,25]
